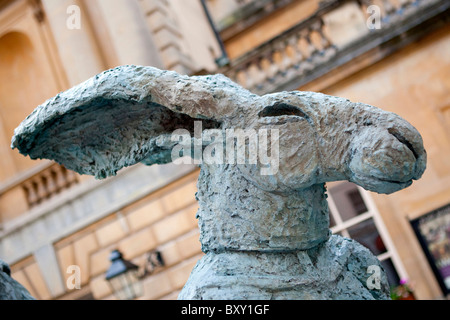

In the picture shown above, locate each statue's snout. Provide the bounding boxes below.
[348,116,426,194]
[387,126,427,180]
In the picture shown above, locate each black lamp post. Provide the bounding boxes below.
[105,249,165,300]
[105,250,143,300]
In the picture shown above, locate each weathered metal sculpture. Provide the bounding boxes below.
[10,66,426,300]
[0,259,34,300]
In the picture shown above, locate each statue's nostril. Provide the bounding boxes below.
[387,128,418,160]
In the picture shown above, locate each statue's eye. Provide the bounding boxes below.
[259,103,308,118]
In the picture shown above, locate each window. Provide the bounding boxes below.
[411,203,450,295]
[327,181,407,287]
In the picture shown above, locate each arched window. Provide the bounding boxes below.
[0,31,59,180]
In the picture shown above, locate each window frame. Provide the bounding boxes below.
[327,182,408,283]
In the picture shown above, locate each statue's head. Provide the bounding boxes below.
[11,65,426,195]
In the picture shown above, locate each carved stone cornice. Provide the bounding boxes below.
[221,0,450,94]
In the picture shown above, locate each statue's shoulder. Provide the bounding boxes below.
[0,259,35,300]
[314,235,391,299]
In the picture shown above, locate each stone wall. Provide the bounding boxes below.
[320,24,450,299]
[1,0,449,300]
[8,167,202,300]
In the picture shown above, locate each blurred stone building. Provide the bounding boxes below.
[0,0,449,300]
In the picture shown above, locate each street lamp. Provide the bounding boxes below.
[105,250,142,300]
[105,249,164,300]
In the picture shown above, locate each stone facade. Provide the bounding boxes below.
[0,0,449,300]
[10,64,426,299]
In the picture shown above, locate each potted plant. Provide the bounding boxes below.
[391,279,416,300]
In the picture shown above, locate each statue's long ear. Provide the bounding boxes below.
[11,66,249,179]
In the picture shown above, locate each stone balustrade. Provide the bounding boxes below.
[0,163,196,270]
[0,162,80,229]
[361,0,417,18]
[21,164,79,208]
[225,15,336,94]
[221,0,446,94]
[235,0,254,5]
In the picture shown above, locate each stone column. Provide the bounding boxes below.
[94,0,164,68]
[41,0,106,86]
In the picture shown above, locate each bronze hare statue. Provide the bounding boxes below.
[12,66,426,300]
